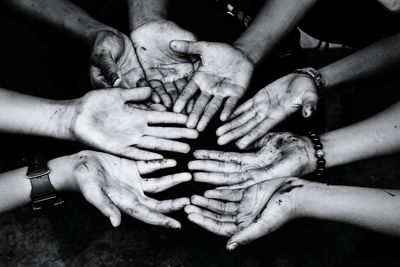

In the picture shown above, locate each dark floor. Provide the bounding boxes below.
[1,1,400,266]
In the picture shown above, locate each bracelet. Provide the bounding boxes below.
[294,67,325,93]
[307,131,326,178]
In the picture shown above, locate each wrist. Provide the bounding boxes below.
[129,13,169,32]
[46,100,77,141]
[295,181,331,219]
[232,41,258,66]
[48,155,76,192]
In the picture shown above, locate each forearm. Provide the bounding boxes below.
[128,0,170,31]
[0,155,75,214]
[233,0,317,65]
[2,0,113,45]
[319,32,400,93]
[320,101,400,168]
[0,88,76,140]
[299,182,400,236]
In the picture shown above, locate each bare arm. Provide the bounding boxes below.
[321,100,400,168]
[2,0,112,46]
[319,32,400,93]
[128,0,170,31]
[234,0,318,64]
[299,182,400,236]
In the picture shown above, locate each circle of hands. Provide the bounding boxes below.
[75,20,320,250]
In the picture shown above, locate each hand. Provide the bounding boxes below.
[189,132,315,188]
[71,87,198,160]
[90,29,146,89]
[170,41,254,132]
[130,20,197,108]
[70,151,191,228]
[217,73,319,148]
[185,177,307,249]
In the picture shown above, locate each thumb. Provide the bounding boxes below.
[301,92,318,118]
[120,87,152,102]
[169,40,207,55]
[92,50,122,87]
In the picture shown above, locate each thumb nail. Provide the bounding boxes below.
[226,242,238,251]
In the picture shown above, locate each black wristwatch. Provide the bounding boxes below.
[26,155,64,211]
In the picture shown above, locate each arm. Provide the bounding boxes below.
[3,0,146,88]
[0,155,73,213]
[321,100,400,168]
[2,0,111,46]
[186,177,400,250]
[320,32,400,93]
[0,151,191,227]
[234,0,318,65]
[128,0,170,31]
[0,87,198,160]
[299,182,400,236]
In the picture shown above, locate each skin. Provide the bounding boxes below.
[3,0,147,90]
[217,74,318,148]
[188,132,315,189]
[170,41,254,132]
[0,151,191,228]
[130,20,197,108]
[0,87,198,160]
[90,29,146,90]
[186,177,400,250]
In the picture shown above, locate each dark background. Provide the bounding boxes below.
[0,0,400,266]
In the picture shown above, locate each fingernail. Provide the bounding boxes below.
[111,74,119,86]
[227,242,238,251]
[110,216,118,227]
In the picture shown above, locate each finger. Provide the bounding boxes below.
[136,159,177,174]
[149,80,172,108]
[137,78,149,87]
[146,127,198,139]
[147,103,167,111]
[138,136,190,154]
[81,185,121,227]
[301,92,319,118]
[120,87,152,102]
[193,150,247,164]
[218,118,260,147]
[152,92,161,104]
[193,172,250,186]
[147,111,188,125]
[191,195,239,214]
[197,97,223,132]
[175,78,187,94]
[231,99,254,119]
[216,110,254,137]
[143,173,192,193]
[204,188,244,202]
[187,93,211,129]
[92,50,122,87]
[124,203,181,229]
[236,119,278,149]
[164,82,179,104]
[187,213,238,237]
[220,97,239,121]
[173,79,199,113]
[144,197,190,213]
[90,65,112,88]
[185,205,236,222]
[169,40,207,55]
[187,98,195,114]
[188,160,243,173]
[121,147,163,160]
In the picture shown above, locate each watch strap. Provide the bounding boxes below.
[294,67,325,92]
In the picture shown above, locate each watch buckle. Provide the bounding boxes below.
[32,194,64,211]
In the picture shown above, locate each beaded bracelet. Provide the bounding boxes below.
[307,131,326,178]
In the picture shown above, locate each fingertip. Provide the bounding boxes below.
[190,195,201,204]
[217,137,228,146]
[169,40,181,51]
[166,219,181,230]
[226,242,238,251]
[110,214,121,228]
